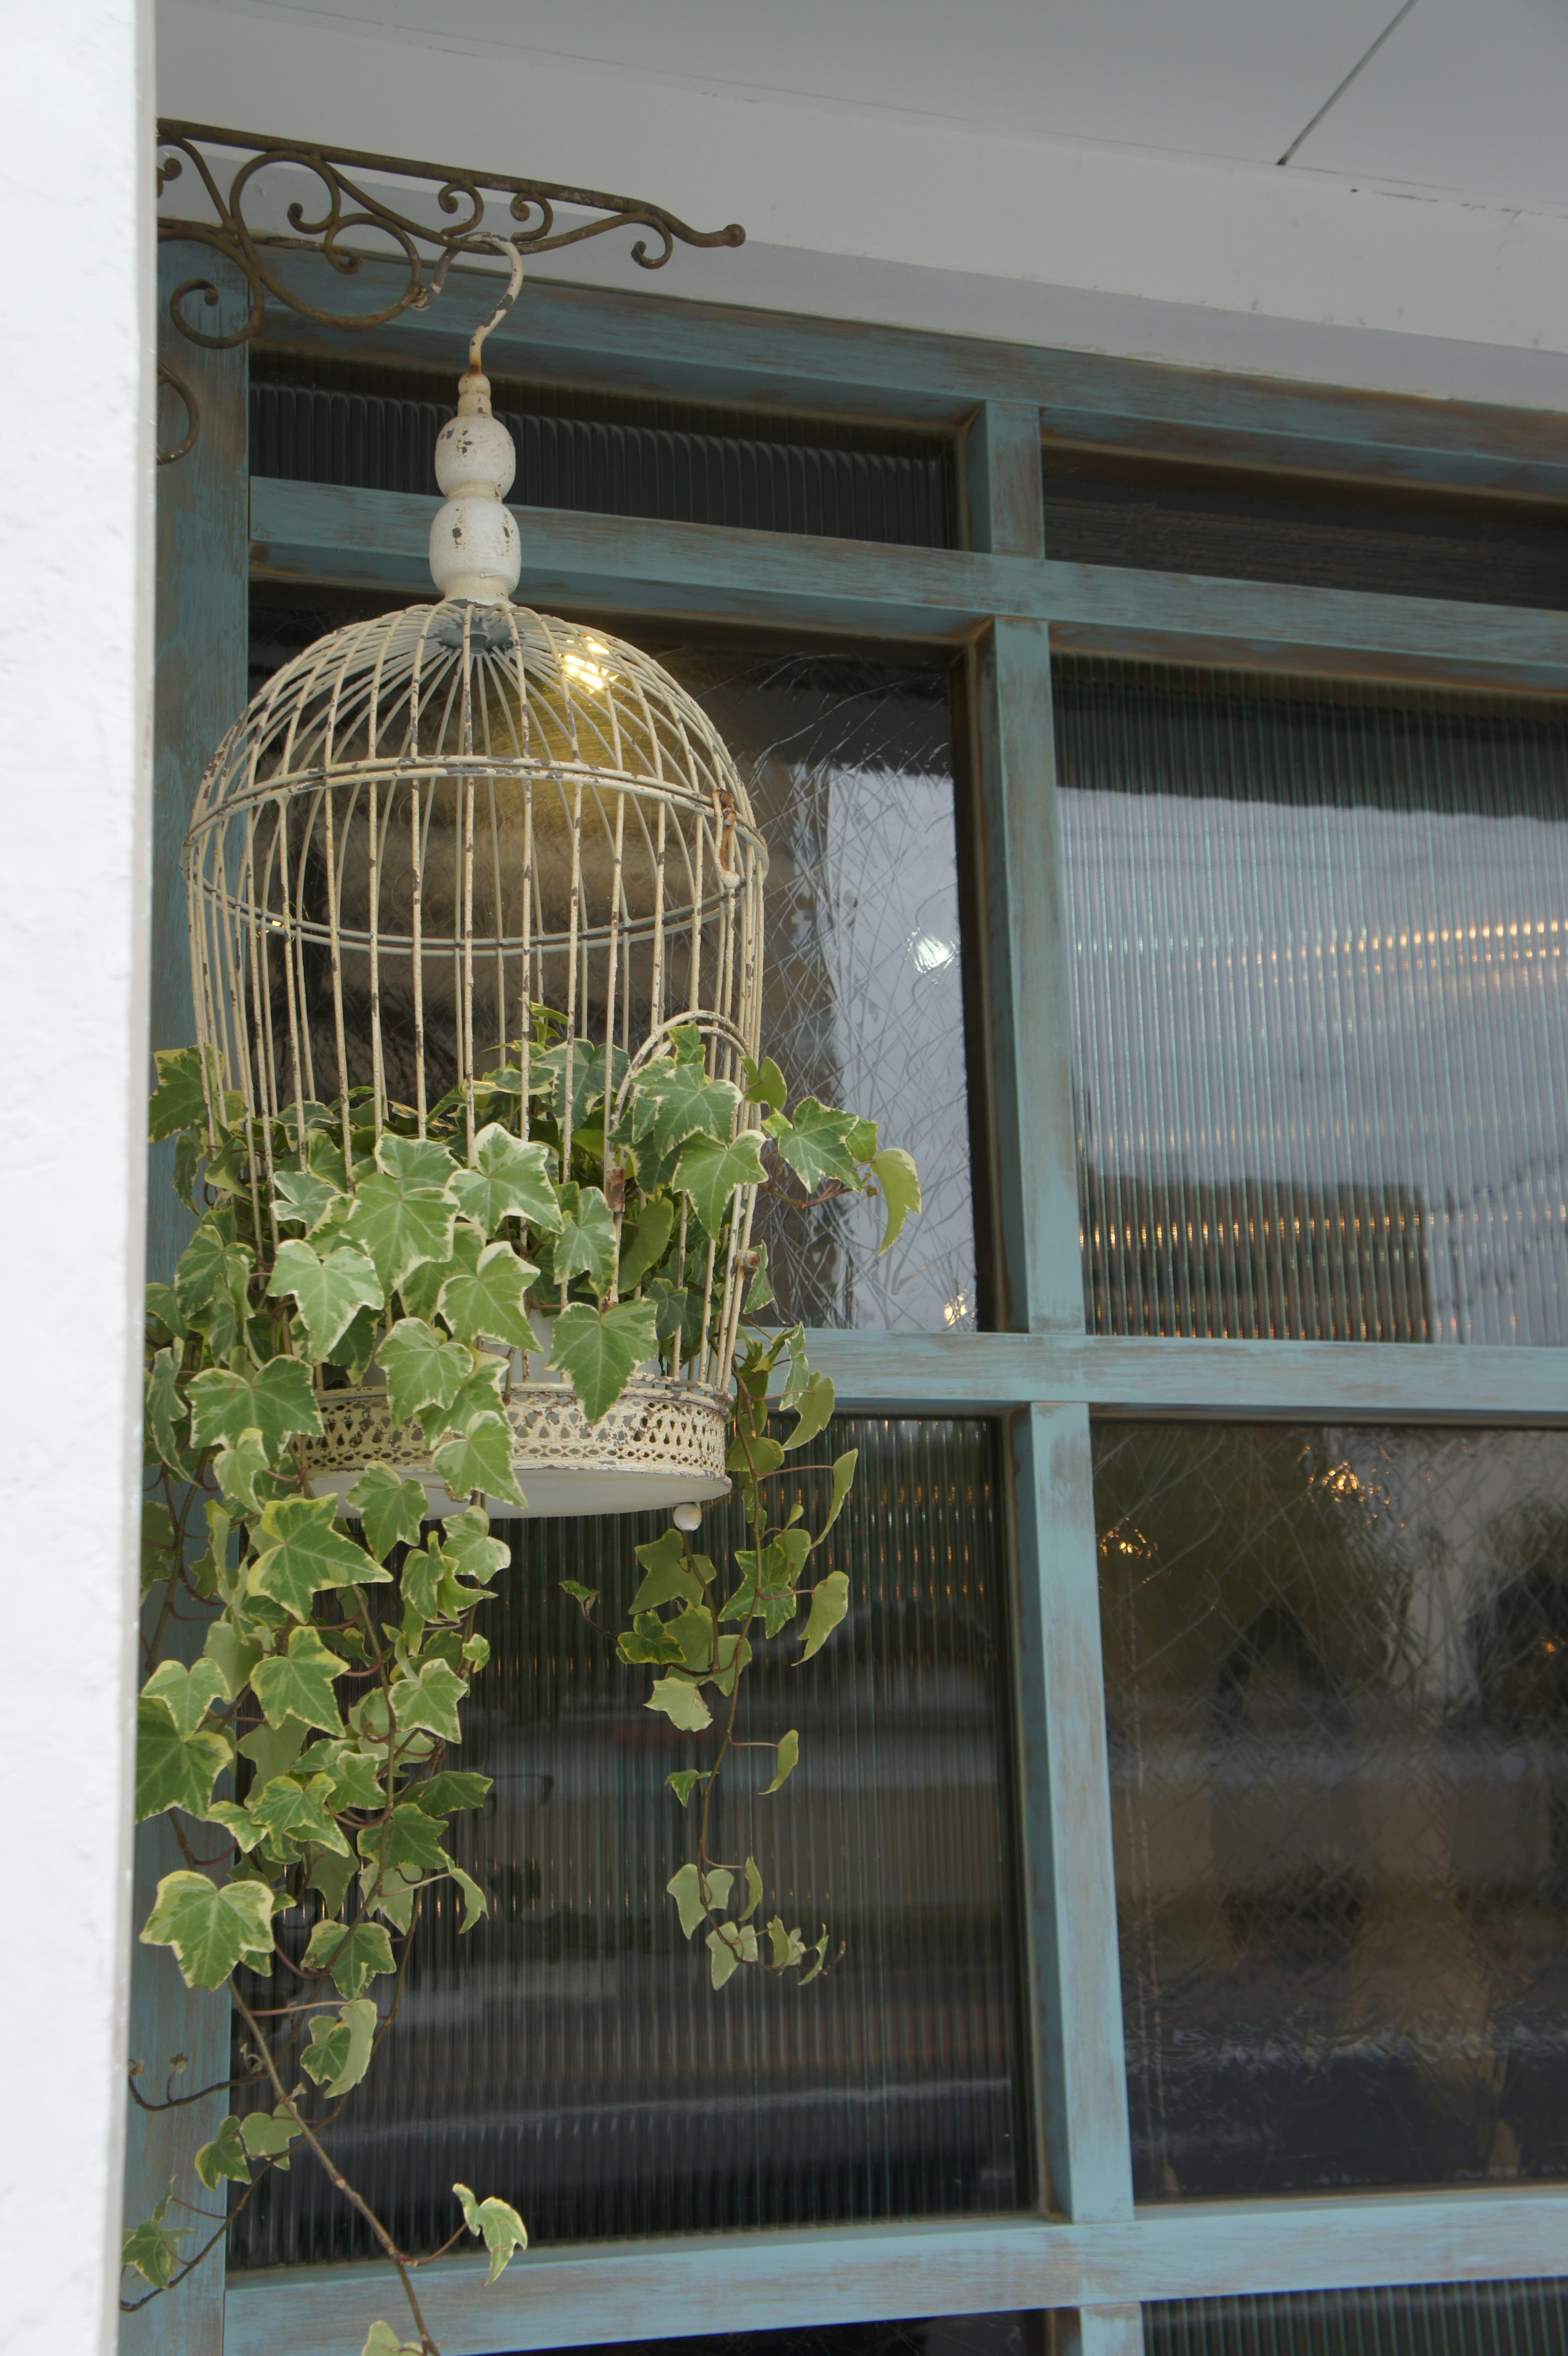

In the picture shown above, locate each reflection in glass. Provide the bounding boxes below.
[1057,660,1568,1342]
[1095,1421,1568,2199]
[637,646,976,1332]
[231,1420,1026,2265]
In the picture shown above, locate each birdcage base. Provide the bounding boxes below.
[300,1375,731,1521]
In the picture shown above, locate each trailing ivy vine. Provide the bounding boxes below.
[125,1026,918,2354]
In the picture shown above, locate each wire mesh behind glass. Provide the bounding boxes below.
[1096,1420,1568,2200]
[1056,659,1568,1342]
[229,1418,1026,2265]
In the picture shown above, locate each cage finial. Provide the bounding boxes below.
[428,235,526,604]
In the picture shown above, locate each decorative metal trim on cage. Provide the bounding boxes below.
[182,263,768,1517]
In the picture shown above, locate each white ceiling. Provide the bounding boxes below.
[182,0,1568,207]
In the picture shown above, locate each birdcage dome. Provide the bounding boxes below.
[183,592,768,1518]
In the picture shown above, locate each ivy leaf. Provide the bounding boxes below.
[206,1800,263,1853]
[135,1702,230,1823]
[145,1347,194,1475]
[561,1579,598,1621]
[707,1922,758,1988]
[615,1197,675,1294]
[361,2325,423,2356]
[869,1146,921,1252]
[304,1915,396,1998]
[450,1125,562,1232]
[553,1185,618,1292]
[349,1464,428,1563]
[740,1855,764,1924]
[148,1045,209,1142]
[122,2185,191,2287]
[300,1997,379,2096]
[630,1528,703,1612]
[646,1674,711,1732]
[846,1116,878,1161]
[666,1769,703,1807]
[743,1240,775,1314]
[376,1132,458,1190]
[174,1222,252,1341]
[250,1495,383,1620]
[418,1355,505,1445]
[531,1038,626,1133]
[797,1570,851,1663]
[250,1773,352,1857]
[768,1916,807,1970]
[145,1282,188,1342]
[360,1802,448,1877]
[765,1098,863,1193]
[235,2111,299,2175]
[202,1620,263,1705]
[415,1769,492,1816]
[449,1861,488,1930]
[441,1507,510,1587]
[762,1729,800,1794]
[375,1319,473,1429]
[816,1449,858,1548]
[187,1358,322,1454]
[140,1870,276,1988]
[549,1299,658,1423]
[666,1862,706,1939]
[439,1240,540,1352]
[214,1425,280,1516]
[389,1657,468,1743]
[267,1240,383,1358]
[249,1626,347,1734]
[783,1369,835,1452]
[430,1412,526,1510]
[194,2116,252,2191]
[344,1173,457,1293]
[142,1657,227,1737]
[453,2183,528,2285]
[741,1054,786,1113]
[629,1056,739,1160]
[670,1129,767,1240]
[238,1715,306,1793]
[305,1741,385,1813]
[272,1165,345,1231]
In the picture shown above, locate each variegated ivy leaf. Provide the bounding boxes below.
[343,1172,457,1293]
[708,1920,759,1988]
[249,1625,348,1733]
[348,1463,427,1563]
[741,1054,786,1113]
[549,1298,658,1423]
[140,1869,276,1989]
[869,1145,921,1253]
[300,1997,378,2097]
[147,1044,210,1142]
[419,1356,505,1445]
[645,1673,711,1732]
[142,1657,228,1737]
[145,1348,193,1474]
[272,1165,345,1231]
[374,1318,473,1429]
[764,1098,864,1193]
[552,1184,617,1292]
[783,1369,835,1452]
[375,1131,459,1189]
[249,1772,353,1858]
[388,1657,468,1744]
[615,1196,674,1294]
[135,1701,231,1823]
[797,1570,851,1663]
[441,1506,510,1586]
[450,1124,562,1232]
[187,1357,322,1455]
[266,1238,383,1358]
[121,2186,191,2288]
[453,2183,528,2285]
[430,1412,525,1508]
[249,1495,384,1619]
[629,1055,739,1161]
[194,2116,252,2191]
[670,1128,767,1240]
[439,1238,540,1352]
[303,1916,395,1999]
[762,1728,800,1794]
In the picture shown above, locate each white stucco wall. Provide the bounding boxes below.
[0,7,153,2354]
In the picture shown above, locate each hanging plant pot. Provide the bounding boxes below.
[183,323,768,1517]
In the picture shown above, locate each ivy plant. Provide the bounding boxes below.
[125,1025,918,2355]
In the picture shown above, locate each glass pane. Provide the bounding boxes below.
[1148,2278,1568,2356]
[635,643,977,1332]
[1095,1420,1568,2199]
[1058,659,1568,1342]
[231,1418,1026,2266]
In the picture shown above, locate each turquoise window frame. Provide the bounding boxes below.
[149,238,1568,2356]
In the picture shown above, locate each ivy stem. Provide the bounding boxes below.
[229,1984,441,2356]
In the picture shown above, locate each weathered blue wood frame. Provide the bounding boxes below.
[157,250,1568,2356]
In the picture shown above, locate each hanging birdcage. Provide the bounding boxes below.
[183,263,767,1517]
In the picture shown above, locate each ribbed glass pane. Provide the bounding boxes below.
[1058,658,1568,1342]
[1147,2276,1568,2355]
[1095,1420,1568,2199]
[230,1418,1025,2267]
[561,2322,1035,2356]
[635,644,976,1332]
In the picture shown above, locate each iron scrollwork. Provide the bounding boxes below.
[156,120,745,352]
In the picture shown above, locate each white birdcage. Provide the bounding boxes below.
[183,260,766,1516]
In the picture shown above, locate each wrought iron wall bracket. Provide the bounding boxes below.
[154,120,746,452]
